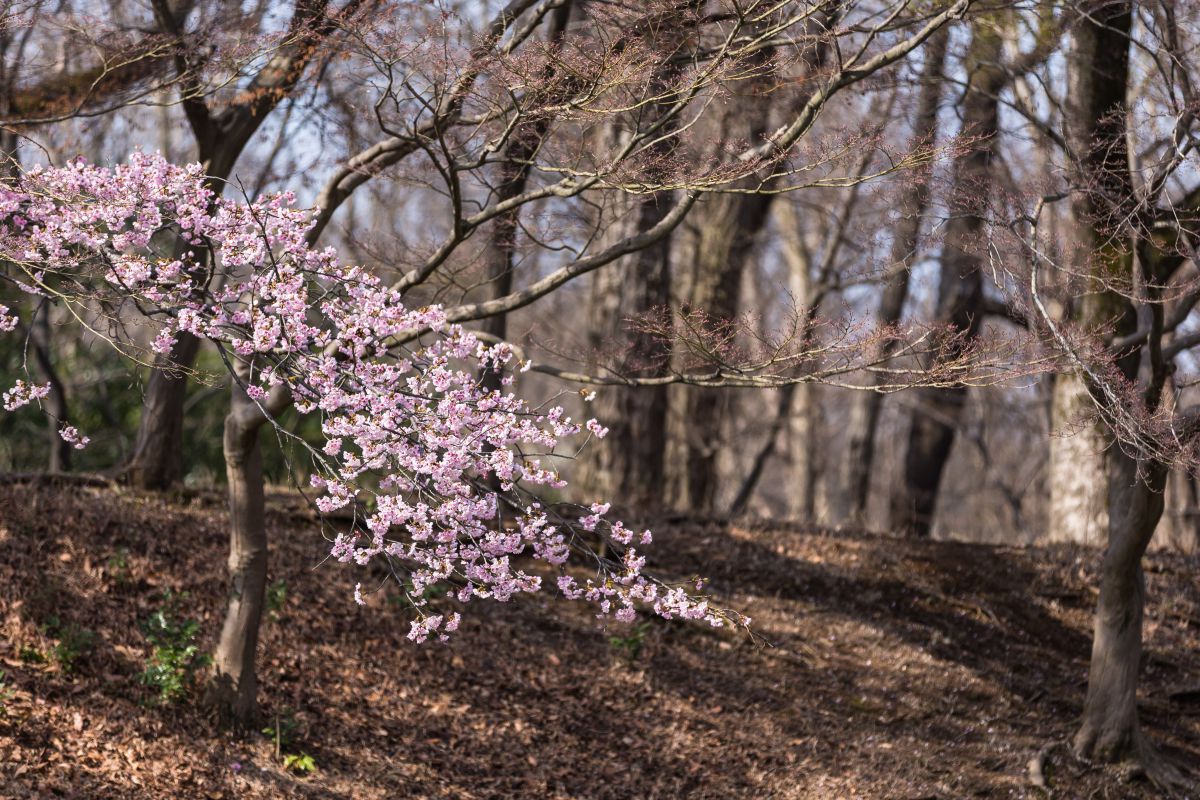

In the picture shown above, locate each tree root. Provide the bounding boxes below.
[1032,731,1196,797]
[1113,744,1191,797]
[1070,727,1195,797]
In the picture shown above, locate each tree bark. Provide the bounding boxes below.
[837,29,947,524]
[480,1,572,394]
[1073,450,1166,764]
[1046,373,1108,544]
[1062,4,1182,774]
[125,335,201,488]
[1047,0,1134,544]
[586,192,674,508]
[30,307,72,472]
[672,191,773,513]
[889,21,1001,537]
[205,362,268,730]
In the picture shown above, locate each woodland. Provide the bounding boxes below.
[0,0,1199,797]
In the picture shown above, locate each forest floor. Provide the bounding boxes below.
[0,482,1198,799]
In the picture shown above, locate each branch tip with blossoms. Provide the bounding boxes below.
[0,153,745,639]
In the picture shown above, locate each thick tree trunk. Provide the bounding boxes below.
[1047,0,1133,544]
[1073,450,1166,764]
[838,29,947,524]
[1046,372,1108,544]
[205,367,268,730]
[672,192,772,513]
[586,192,673,508]
[124,335,201,489]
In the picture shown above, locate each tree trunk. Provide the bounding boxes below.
[891,388,967,536]
[890,21,1001,536]
[586,191,673,508]
[672,191,772,513]
[30,307,72,472]
[1073,450,1166,764]
[480,2,571,393]
[126,0,335,490]
[205,366,268,730]
[838,29,947,524]
[1046,372,1108,544]
[2,130,72,473]
[1047,0,1134,544]
[124,335,201,489]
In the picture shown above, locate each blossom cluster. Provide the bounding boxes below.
[0,153,744,640]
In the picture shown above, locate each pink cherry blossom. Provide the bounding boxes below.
[0,154,747,639]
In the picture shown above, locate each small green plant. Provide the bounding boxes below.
[283,753,317,775]
[265,710,315,775]
[18,645,46,665]
[41,616,96,674]
[263,712,300,752]
[139,591,210,704]
[105,547,131,587]
[608,622,652,663]
[266,579,288,620]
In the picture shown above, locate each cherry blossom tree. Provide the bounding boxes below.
[1,0,982,730]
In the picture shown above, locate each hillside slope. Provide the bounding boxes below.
[0,482,1197,798]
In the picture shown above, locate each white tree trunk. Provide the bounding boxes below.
[1047,373,1108,545]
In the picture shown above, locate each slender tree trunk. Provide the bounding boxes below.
[890,21,1001,536]
[787,383,821,519]
[30,307,72,472]
[730,384,793,515]
[1073,450,1166,763]
[480,2,571,393]
[892,387,969,536]
[205,363,268,730]
[838,29,947,524]
[2,123,72,472]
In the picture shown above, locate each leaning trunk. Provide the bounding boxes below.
[1073,450,1166,762]
[205,370,268,730]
